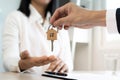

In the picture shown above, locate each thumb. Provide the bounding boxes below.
[53,16,70,27]
[20,50,30,59]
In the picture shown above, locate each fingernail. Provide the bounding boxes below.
[54,70,58,72]
[61,70,64,73]
[64,26,69,30]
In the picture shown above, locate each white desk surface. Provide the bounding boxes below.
[0,71,120,80]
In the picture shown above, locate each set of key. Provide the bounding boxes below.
[46,25,58,51]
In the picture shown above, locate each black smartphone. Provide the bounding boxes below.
[42,73,77,80]
[45,71,67,76]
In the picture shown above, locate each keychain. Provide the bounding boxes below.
[46,25,58,51]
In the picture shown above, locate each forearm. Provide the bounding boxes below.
[91,10,106,27]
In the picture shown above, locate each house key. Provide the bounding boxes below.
[47,25,58,51]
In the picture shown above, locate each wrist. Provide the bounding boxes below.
[19,60,34,72]
[90,10,106,27]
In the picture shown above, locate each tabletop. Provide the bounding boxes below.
[0,72,58,80]
[0,71,120,80]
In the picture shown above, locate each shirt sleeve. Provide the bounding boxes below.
[106,9,119,34]
[3,12,40,73]
[2,13,21,72]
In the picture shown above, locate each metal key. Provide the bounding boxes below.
[51,40,54,51]
[47,25,58,51]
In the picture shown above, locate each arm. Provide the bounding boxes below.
[3,13,57,72]
[50,2,106,29]
[51,2,120,34]
[19,50,56,71]
[3,13,21,72]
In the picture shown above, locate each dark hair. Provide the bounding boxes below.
[18,0,54,17]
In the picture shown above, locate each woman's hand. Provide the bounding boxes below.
[47,58,68,73]
[19,50,57,71]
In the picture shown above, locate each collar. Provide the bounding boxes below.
[29,4,51,24]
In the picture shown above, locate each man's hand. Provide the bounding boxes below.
[47,58,68,73]
[50,2,106,30]
[19,50,57,71]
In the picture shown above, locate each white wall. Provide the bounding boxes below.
[73,0,107,71]
[0,0,20,72]
[74,43,89,71]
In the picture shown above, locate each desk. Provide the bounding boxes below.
[0,71,120,80]
[0,72,58,80]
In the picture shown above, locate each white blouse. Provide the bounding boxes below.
[2,5,73,73]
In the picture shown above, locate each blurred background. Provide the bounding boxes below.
[0,0,120,72]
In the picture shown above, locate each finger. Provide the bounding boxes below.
[53,62,64,72]
[20,50,30,59]
[53,16,70,27]
[53,24,62,30]
[58,25,69,30]
[47,59,61,72]
[50,8,61,24]
[50,6,67,24]
[58,25,63,30]
[64,26,69,30]
[50,2,69,25]
[60,64,68,73]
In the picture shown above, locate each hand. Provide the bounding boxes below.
[19,50,57,71]
[50,2,106,30]
[47,58,68,73]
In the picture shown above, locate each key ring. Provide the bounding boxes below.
[48,25,59,33]
[47,25,52,31]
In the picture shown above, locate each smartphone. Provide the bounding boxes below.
[42,73,77,80]
[45,71,67,76]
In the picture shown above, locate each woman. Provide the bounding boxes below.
[2,0,73,73]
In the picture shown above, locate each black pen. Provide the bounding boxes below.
[45,71,68,76]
